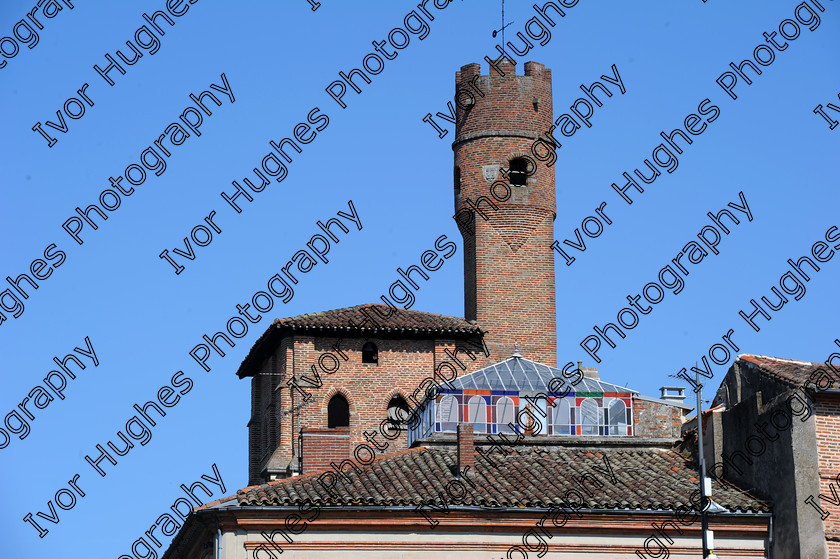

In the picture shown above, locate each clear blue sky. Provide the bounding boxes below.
[1,1,838,556]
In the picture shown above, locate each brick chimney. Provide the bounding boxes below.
[300,427,350,475]
[457,423,475,473]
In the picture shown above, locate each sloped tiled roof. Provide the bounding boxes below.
[739,354,838,389]
[271,304,479,333]
[234,446,769,513]
[237,304,482,377]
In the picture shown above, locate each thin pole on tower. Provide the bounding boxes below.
[501,0,505,49]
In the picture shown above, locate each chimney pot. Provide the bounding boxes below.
[659,386,687,403]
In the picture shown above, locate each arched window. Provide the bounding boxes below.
[579,398,599,436]
[387,395,410,429]
[607,399,628,436]
[496,396,516,434]
[327,394,349,428]
[508,157,529,186]
[454,166,461,195]
[552,398,572,435]
[362,342,378,364]
[437,395,459,432]
[467,395,488,434]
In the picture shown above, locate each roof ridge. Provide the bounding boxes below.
[194,493,238,511]
[271,303,471,325]
[451,358,639,395]
[739,353,817,366]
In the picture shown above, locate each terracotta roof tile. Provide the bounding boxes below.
[234,446,769,513]
[274,304,476,331]
[739,354,838,388]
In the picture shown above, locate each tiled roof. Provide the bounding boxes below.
[237,304,482,378]
[234,446,769,513]
[271,304,480,333]
[739,354,838,388]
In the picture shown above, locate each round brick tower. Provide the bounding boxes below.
[453,60,557,366]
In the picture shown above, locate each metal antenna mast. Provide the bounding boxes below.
[492,0,513,47]
[695,362,710,557]
[670,366,717,557]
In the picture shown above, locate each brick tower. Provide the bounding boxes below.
[453,60,557,366]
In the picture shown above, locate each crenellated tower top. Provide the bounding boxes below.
[452,60,557,366]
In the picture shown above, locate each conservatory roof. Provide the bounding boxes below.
[448,355,638,395]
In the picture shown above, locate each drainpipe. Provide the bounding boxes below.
[214,516,221,559]
[768,514,774,559]
[297,429,303,476]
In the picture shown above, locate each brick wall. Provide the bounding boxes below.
[633,399,684,438]
[289,335,432,456]
[301,427,350,474]
[262,335,488,474]
[245,330,502,481]
[816,395,840,555]
[454,60,557,366]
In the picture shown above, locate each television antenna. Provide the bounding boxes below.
[491,0,514,46]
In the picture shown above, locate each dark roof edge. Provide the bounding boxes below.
[235,312,484,379]
[161,510,210,559]
[185,504,774,516]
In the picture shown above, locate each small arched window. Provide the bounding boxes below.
[579,398,599,436]
[496,396,516,434]
[467,395,488,434]
[362,342,378,364]
[437,395,459,432]
[387,395,410,429]
[454,166,461,195]
[552,398,572,435]
[327,394,349,428]
[607,399,628,436]
[508,157,529,186]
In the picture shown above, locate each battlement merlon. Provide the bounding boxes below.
[454,60,553,147]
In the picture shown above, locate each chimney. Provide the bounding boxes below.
[660,386,687,404]
[579,361,600,380]
[457,423,474,473]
